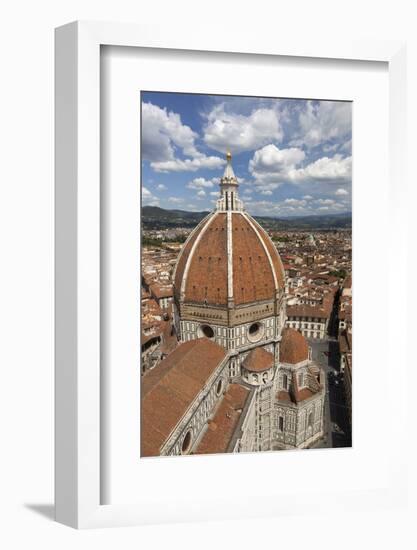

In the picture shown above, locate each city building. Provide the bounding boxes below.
[141,152,325,456]
[285,300,332,339]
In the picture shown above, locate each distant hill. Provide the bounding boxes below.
[142,206,209,228]
[256,212,352,230]
[142,206,352,231]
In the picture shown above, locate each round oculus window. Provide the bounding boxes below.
[247,322,264,342]
[199,324,214,339]
[216,378,224,396]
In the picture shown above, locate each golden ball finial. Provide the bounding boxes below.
[226,150,232,161]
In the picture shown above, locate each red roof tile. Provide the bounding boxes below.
[194,383,251,455]
[280,328,309,364]
[141,338,227,457]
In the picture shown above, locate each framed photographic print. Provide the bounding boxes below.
[139,90,352,459]
[55,21,407,528]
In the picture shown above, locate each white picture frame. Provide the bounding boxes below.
[55,21,407,529]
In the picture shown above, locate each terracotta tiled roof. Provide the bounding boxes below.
[286,301,332,320]
[280,328,309,364]
[173,211,285,307]
[249,216,285,290]
[141,338,227,457]
[194,383,251,455]
[150,283,173,299]
[277,368,320,405]
[339,330,352,354]
[276,390,292,403]
[242,347,274,372]
[183,212,228,305]
[173,214,213,301]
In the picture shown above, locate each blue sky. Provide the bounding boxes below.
[141,92,352,217]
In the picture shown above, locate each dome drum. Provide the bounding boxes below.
[241,347,275,386]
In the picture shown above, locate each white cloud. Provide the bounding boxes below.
[335,188,349,196]
[168,196,184,204]
[248,144,305,193]
[239,194,349,217]
[284,198,307,207]
[315,198,335,205]
[249,144,305,176]
[210,191,220,197]
[142,186,160,206]
[187,177,218,190]
[302,195,313,200]
[203,104,283,154]
[197,190,206,197]
[290,155,352,183]
[151,155,224,173]
[142,102,198,161]
[156,183,167,191]
[142,101,224,173]
[290,101,352,149]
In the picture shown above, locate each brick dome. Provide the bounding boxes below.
[242,347,274,373]
[173,152,285,309]
[279,328,309,364]
[173,210,285,307]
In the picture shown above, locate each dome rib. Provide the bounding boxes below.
[226,210,234,304]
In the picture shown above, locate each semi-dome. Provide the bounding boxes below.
[279,328,309,364]
[173,153,285,307]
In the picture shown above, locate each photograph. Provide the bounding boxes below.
[140,91,352,457]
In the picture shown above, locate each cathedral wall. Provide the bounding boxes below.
[179,299,281,328]
[232,391,257,453]
[161,360,229,456]
[255,385,274,451]
[272,394,325,449]
[179,315,281,354]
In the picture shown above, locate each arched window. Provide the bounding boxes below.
[298,372,304,387]
[308,411,314,427]
[282,373,288,389]
[278,416,284,431]
[181,430,193,455]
